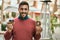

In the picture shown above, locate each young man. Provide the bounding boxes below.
[4,1,41,40]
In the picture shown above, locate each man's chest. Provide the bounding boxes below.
[13,21,34,34]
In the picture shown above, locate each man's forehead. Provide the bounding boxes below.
[19,5,28,8]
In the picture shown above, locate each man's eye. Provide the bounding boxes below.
[20,8,23,10]
[25,8,27,10]
[20,8,28,10]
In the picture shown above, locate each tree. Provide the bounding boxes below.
[12,12,16,18]
[0,5,2,10]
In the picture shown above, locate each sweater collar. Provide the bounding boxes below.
[18,15,29,20]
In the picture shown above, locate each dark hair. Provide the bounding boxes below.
[36,21,41,26]
[19,1,29,9]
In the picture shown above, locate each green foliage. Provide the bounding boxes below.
[36,16,40,21]
[12,12,16,18]
[51,15,57,24]
[1,23,6,31]
[50,14,57,33]
[0,5,2,10]
[6,13,9,18]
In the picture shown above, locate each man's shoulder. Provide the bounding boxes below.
[28,18,36,22]
[28,18,36,25]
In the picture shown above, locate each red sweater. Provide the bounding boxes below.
[4,18,40,40]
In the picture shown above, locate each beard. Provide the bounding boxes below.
[19,12,28,20]
[20,12,28,17]
[20,12,28,15]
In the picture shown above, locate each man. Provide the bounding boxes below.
[4,1,41,40]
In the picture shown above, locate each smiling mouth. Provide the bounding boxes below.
[22,15,24,16]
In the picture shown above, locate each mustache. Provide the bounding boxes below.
[20,12,28,14]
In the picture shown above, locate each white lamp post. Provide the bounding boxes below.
[40,0,52,39]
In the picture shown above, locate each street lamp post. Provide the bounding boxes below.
[41,0,52,39]
[1,0,4,23]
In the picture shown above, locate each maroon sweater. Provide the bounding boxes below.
[4,18,40,40]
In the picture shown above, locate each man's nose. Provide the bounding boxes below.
[22,9,26,12]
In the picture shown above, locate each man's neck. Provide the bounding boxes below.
[18,15,29,20]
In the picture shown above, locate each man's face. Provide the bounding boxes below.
[18,5,29,18]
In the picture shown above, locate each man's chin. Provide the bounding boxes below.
[22,17,25,18]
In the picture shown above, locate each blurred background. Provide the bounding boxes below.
[0,0,60,40]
